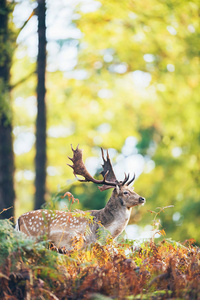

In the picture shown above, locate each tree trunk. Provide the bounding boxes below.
[0,0,15,219]
[34,0,47,209]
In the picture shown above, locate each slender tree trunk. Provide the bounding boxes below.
[34,0,47,209]
[0,0,15,219]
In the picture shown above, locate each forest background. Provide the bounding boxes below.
[0,0,199,244]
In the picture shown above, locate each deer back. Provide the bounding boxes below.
[16,209,98,249]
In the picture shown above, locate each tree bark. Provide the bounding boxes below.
[34,0,47,209]
[0,0,15,219]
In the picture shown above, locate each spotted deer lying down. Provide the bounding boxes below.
[16,145,146,250]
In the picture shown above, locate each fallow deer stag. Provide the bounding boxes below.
[16,145,145,249]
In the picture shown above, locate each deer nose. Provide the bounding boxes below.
[139,197,145,203]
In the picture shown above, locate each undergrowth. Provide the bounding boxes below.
[0,219,199,300]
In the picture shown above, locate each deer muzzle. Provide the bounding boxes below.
[139,197,146,204]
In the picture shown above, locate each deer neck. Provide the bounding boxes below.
[91,195,132,238]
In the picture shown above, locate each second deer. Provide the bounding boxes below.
[16,145,146,249]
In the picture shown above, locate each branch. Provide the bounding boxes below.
[10,70,35,90]
[17,10,35,38]
[0,206,13,215]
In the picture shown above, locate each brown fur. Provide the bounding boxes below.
[16,185,145,250]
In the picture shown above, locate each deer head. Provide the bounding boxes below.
[68,145,145,208]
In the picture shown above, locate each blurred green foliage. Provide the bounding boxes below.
[10,0,199,243]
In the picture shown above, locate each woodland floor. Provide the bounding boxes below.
[0,219,199,300]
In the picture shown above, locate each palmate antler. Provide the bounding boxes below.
[68,145,135,191]
[68,145,117,189]
[100,148,136,189]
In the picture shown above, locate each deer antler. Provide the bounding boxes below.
[99,149,136,188]
[68,145,117,188]
[127,173,135,186]
[68,145,136,191]
[98,148,118,191]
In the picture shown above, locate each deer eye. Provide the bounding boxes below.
[123,191,129,195]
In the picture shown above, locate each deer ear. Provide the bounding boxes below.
[116,185,120,195]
